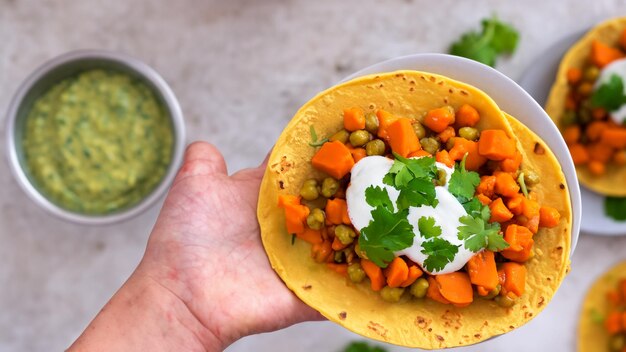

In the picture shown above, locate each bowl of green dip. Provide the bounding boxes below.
[5,50,185,224]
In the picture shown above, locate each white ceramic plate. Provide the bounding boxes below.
[519,31,626,236]
[343,53,581,255]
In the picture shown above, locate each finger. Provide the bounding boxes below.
[177,141,227,178]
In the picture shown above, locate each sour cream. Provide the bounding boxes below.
[346,156,475,274]
[596,58,626,124]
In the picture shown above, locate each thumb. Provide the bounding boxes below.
[175,141,227,181]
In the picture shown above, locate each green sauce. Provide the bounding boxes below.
[22,69,173,214]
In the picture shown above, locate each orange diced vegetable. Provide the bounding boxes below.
[384,257,409,288]
[387,117,421,157]
[478,130,516,160]
[592,107,607,120]
[587,121,609,142]
[350,147,367,163]
[522,198,540,219]
[455,104,480,127]
[400,265,423,287]
[426,276,451,304]
[608,289,622,306]
[297,228,323,244]
[588,160,606,176]
[437,126,456,143]
[424,106,455,133]
[436,272,474,306]
[278,195,310,234]
[326,263,348,277]
[500,262,527,296]
[591,40,624,68]
[489,197,514,223]
[566,67,582,85]
[325,198,350,225]
[477,194,492,205]
[507,194,525,215]
[539,206,561,228]
[361,259,386,292]
[311,240,333,263]
[476,175,496,198]
[376,109,399,140]
[331,235,349,251]
[343,107,366,131]
[408,149,432,158]
[601,128,626,149]
[501,225,534,262]
[494,171,520,197]
[311,141,355,179]
[500,151,522,173]
[466,251,499,291]
[436,149,454,168]
[569,144,590,165]
[448,138,487,171]
[589,142,614,163]
[606,312,623,334]
[562,125,581,145]
[614,150,626,165]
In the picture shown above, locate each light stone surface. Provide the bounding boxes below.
[1,0,626,351]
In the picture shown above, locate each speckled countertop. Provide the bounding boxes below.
[2,1,626,351]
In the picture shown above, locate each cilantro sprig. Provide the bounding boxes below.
[418,216,442,239]
[417,216,459,272]
[383,153,439,210]
[605,196,626,221]
[449,15,519,67]
[448,154,481,202]
[457,207,509,252]
[591,74,626,112]
[308,125,328,147]
[358,186,415,268]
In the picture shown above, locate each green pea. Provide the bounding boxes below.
[446,138,456,151]
[459,127,479,141]
[410,278,429,298]
[365,113,379,134]
[349,130,371,147]
[306,208,325,230]
[321,177,340,198]
[584,66,600,82]
[412,121,426,139]
[420,137,440,155]
[610,334,626,352]
[299,179,319,200]
[380,286,405,302]
[330,130,350,144]
[495,294,516,308]
[335,224,356,245]
[354,243,367,259]
[347,263,366,283]
[334,251,344,263]
[481,284,501,300]
[365,139,386,156]
[523,170,540,186]
[436,169,447,186]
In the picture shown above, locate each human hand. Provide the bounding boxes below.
[70,142,321,351]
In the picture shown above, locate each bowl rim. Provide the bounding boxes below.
[342,53,581,257]
[5,49,186,225]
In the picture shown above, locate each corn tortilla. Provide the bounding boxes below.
[258,70,572,349]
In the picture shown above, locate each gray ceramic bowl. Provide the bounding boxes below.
[5,50,186,225]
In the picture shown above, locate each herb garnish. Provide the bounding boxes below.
[605,196,626,221]
[358,186,414,268]
[448,154,481,202]
[449,15,520,67]
[591,74,626,111]
[343,341,387,352]
[418,216,442,239]
[383,153,439,210]
[308,125,328,147]
[421,237,460,272]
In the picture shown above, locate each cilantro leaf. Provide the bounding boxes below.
[396,178,438,211]
[343,342,388,352]
[421,238,459,272]
[462,197,483,216]
[592,74,626,111]
[449,15,519,67]
[605,196,626,221]
[365,186,393,211]
[448,155,481,202]
[457,211,509,252]
[308,125,328,147]
[385,154,437,189]
[359,201,414,268]
[418,216,442,239]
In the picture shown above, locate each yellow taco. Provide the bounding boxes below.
[579,261,626,352]
[545,17,626,196]
[258,70,572,349]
